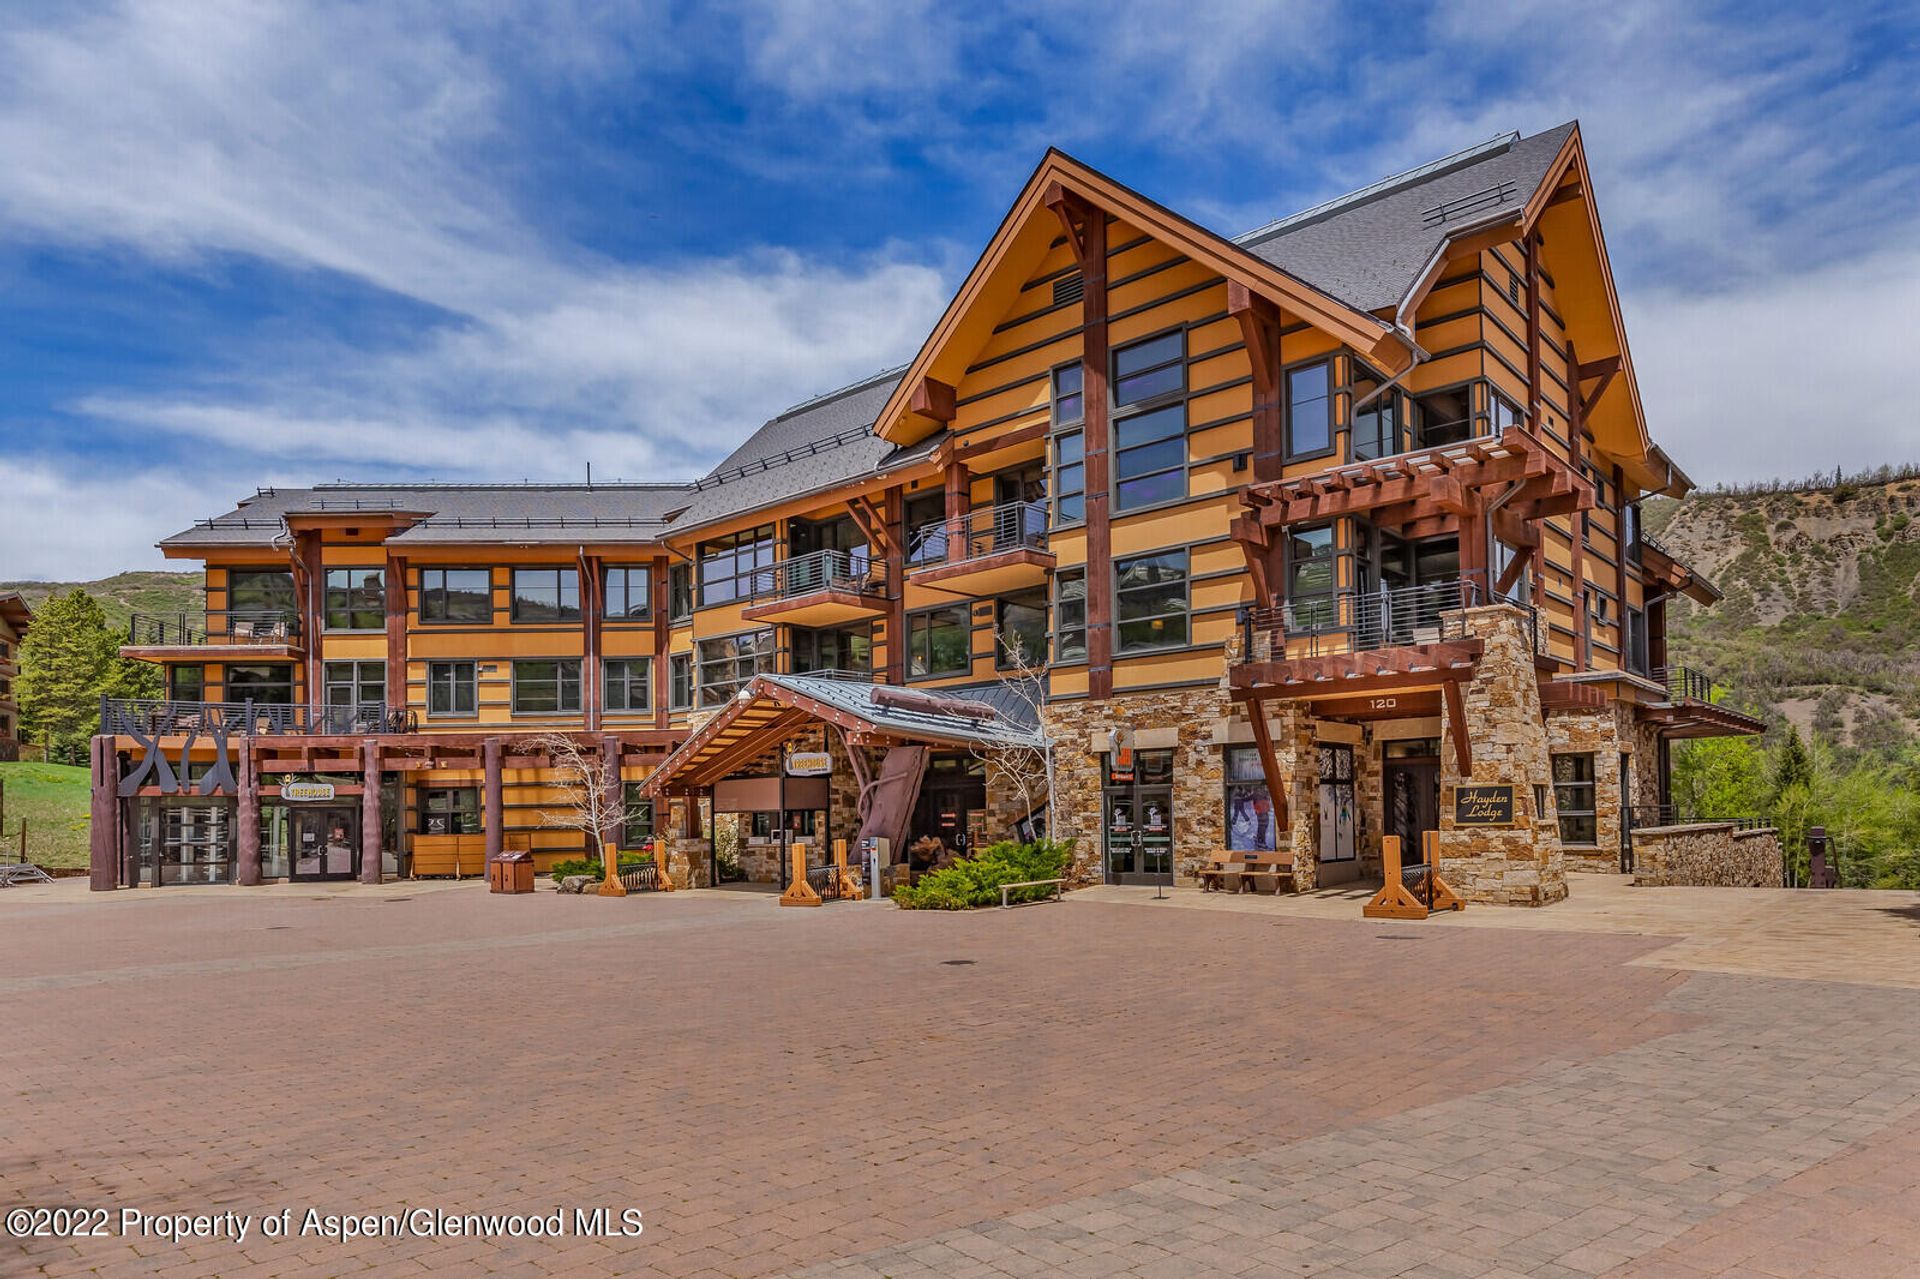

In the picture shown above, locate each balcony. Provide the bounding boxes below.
[102,698,419,741]
[122,611,304,661]
[739,548,889,627]
[1638,665,1765,739]
[905,500,1053,593]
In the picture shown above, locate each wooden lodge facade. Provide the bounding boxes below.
[0,592,29,761]
[89,122,1760,903]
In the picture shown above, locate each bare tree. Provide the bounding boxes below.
[966,628,1056,842]
[521,733,655,894]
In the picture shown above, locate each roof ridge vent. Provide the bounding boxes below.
[1235,131,1519,244]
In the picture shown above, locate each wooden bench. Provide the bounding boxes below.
[1199,850,1296,894]
[999,878,1066,908]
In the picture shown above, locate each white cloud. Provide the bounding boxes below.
[0,459,219,580]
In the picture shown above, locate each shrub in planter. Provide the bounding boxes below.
[892,839,1073,910]
[546,851,650,884]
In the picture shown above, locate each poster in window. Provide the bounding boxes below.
[1143,800,1168,835]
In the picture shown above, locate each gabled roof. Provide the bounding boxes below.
[0,591,30,636]
[872,148,1416,445]
[665,370,945,538]
[1237,124,1577,313]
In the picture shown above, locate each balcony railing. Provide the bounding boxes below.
[102,698,418,738]
[1234,574,1535,665]
[908,500,1049,568]
[126,611,302,647]
[766,548,884,600]
[1650,665,1720,705]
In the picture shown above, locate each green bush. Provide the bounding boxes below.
[892,839,1073,910]
[546,851,651,882]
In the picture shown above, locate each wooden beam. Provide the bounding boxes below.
[1079,200,1114,700]
[1442,680,1472,776]
[952,418,1049,463]
[1246,708,1289,830]
[908,376,957,424]
[1228,280,1284,482]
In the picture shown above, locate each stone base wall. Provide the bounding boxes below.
[664,836,713,889]
[1632,824,1783,887]
[1436,605,1567,907]
[1546,703,1634,874]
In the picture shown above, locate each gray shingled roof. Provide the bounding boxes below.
[159,484,691,548]
[762,673,1045,748]
[1237,123,1576,313]
[666,370,945,536]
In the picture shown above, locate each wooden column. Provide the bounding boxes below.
[483,736,504,864]
[578,553,602,732]
[1229,282,1285,483]
[884,487,906,685]
[943,459,970,553]
[295,530,323,707]
[1567,341,1589,670]
[651,555,670,730]
[236,738,261,885]
[600,734,622,856]
[384,553,408,713]
[1048,185,1112,699]
[88,736,119,891]
[359,739,383,884]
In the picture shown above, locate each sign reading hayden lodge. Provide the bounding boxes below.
[1452,784,1516,827]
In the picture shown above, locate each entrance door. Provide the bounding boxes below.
[291,806,359,881]
[1103,748,1174,885]
[1383,761,1440,864]
[910,754,986,870]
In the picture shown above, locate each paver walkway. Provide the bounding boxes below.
[2,877,1916,1278]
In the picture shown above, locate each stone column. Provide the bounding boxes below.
[360,740,383,884]
[483,736,504,863]
[88,735,119,891]
[236,738,262,885]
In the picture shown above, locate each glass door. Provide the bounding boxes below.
[1102,748,1174,884]
[291,806,359,881]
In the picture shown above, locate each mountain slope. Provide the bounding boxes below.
[1,571,203,635]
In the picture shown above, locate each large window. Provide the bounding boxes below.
[1286,526,1338,629]
[698,527,775,606]
[323,568,385,631]
[1286,362,1332,459]
[996,591,1047,669]
[695,630,774,706]
[604,658,651,712]
[1115,551,1188,652]
[906,606,970,678]
[511,568,580,623]
[1112,331,1187,512]
[1490,390,1524,433]
[168,664,205,703]
[669,653,693,709]
[1553,753,1597,846]
[225,663,295,705]
[603,566,651,620]
[1351,363,1402,461]
[621,783,654,848]
[792,625,871,676]
[427,661,477,717]
[418,787,480,836]
[323,661,385,709]
[1054,569,1087,664]
[227,570,297,621]
[1224,746,1277,852]
[420,568,492,624]
[512,659,582,714]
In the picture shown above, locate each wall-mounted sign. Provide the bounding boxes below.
[1452,784,1515,826]
[282,779,338,803]
[785,750,832,777]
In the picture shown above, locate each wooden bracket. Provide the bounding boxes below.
[1042,181,1094,264]
[1442,681,1472,776]
[779,841,822,907]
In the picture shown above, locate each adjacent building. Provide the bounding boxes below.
[0,592,29,760]
[89,121,1761,901]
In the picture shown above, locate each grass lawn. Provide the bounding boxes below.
[0,760,92,869]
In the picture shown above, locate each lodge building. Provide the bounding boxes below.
[87,122,1762,903]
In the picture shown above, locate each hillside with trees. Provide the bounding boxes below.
[1,570,201,635]
[1646,467,1920,887]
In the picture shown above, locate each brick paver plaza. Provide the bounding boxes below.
[4,879,1918,1277]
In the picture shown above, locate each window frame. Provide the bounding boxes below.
[322,567,386,632]
[1553,753,1598,847]
[510,658,583,715]
[168,664,206,703]
[1222,745,1280,853]
[1053,569,1087,665]
[226,569,298,619]
[696,525,776,608]
[905,604,972,679]
[694,629,775,707]
[602,657,652,713]
[791,624,872,677]
[1349,359,1404,462]
[322,660,386,709]
[426,660,478,718]
[995,591,1048,670]
[418,787,481,836]
[1283,358,1334,463]
[224,663,296,705]
[1109,328,1190,514]
[621,782,655,849]
[1113,550,1190,654]
[669,653,693,710]
[509,567,581,625]
[667,563,693,622]
[602,565,652,621]
[418,567,494,626]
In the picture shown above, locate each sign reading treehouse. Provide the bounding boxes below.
[784,751,833,777]
[281,779,337,803]
[1452,784,1515,826]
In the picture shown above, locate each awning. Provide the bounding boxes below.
[641,674,1043,798]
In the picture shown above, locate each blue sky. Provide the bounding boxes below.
[2,0,1916,579]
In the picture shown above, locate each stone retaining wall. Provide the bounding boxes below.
[1632,823,1782,888]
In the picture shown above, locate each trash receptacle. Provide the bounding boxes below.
[489,849,534,894]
